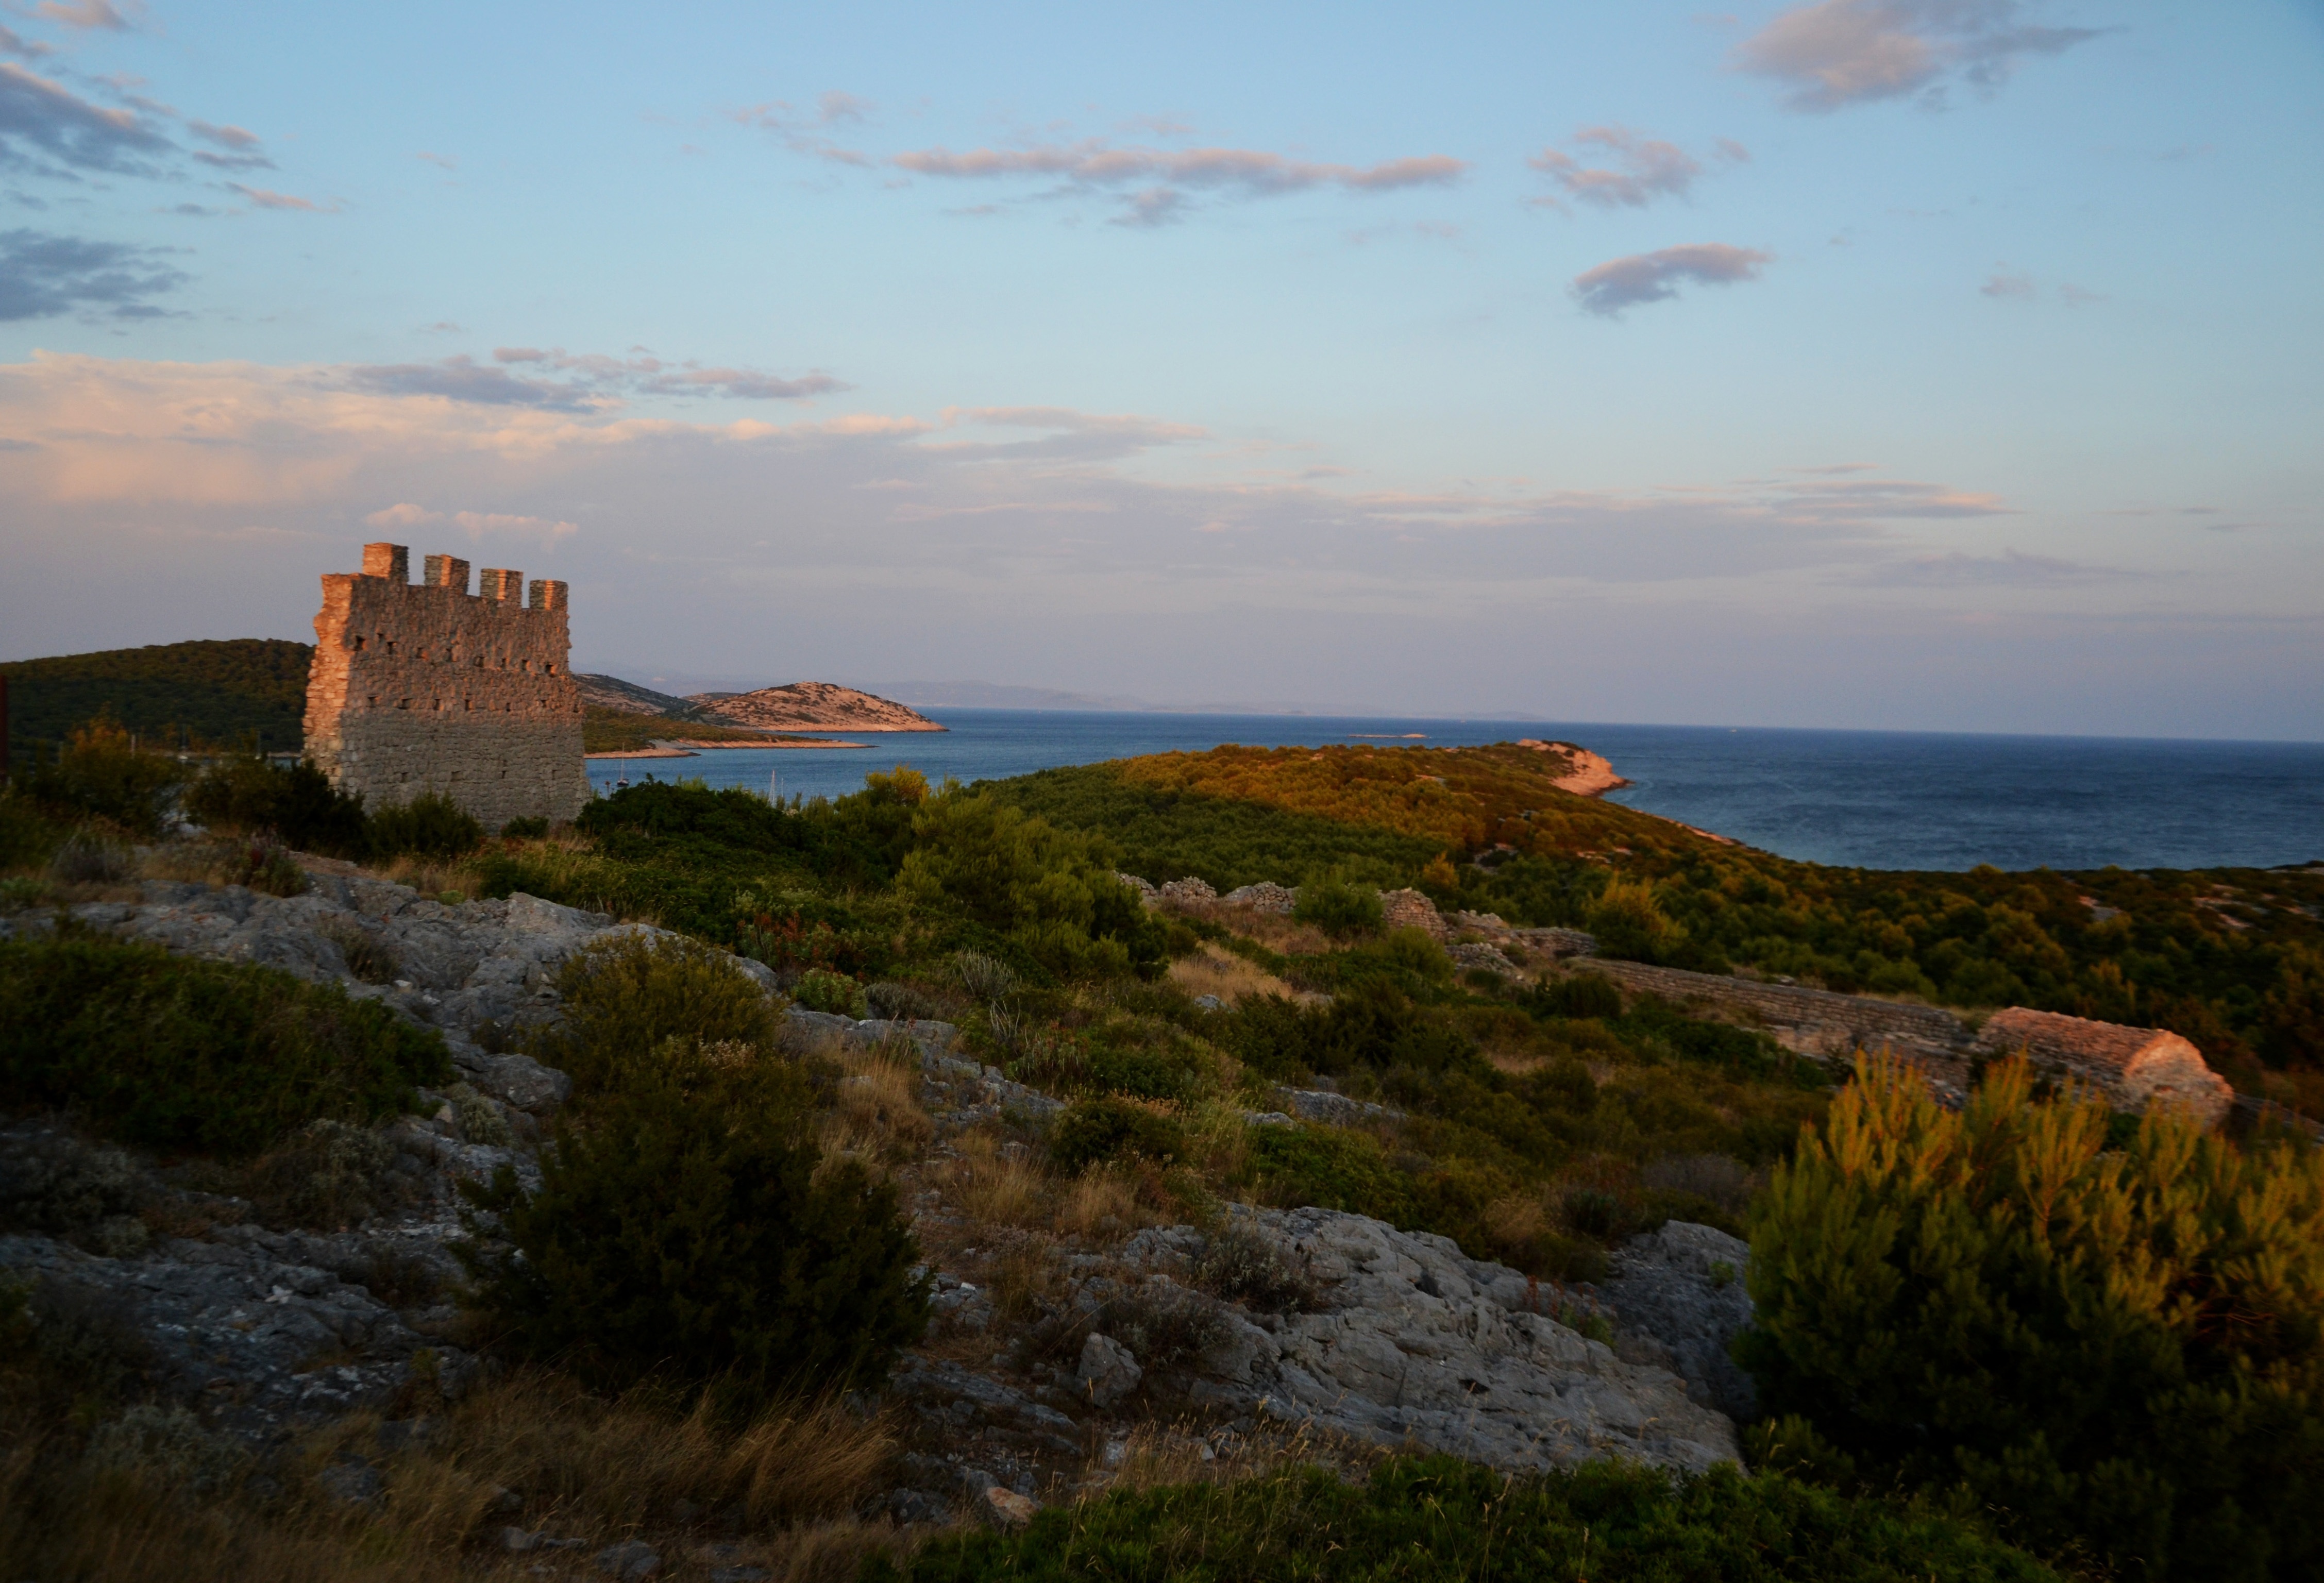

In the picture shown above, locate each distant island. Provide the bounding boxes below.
[682,681,946,733]
[575,675,940,756]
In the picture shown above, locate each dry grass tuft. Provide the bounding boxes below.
[1167,944,1304,1005]
[818,1038,935,1174]
[1055,1165,1155,1244]
[944,1129,1053,1231]
[0,1371,899,1583]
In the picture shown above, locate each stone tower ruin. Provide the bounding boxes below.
[303,543,590,829]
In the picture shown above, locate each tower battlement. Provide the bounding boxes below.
[302,542,589,828]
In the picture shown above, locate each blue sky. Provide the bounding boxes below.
[2,0,2319,737]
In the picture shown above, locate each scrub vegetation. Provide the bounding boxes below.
[4,722,2321,1580]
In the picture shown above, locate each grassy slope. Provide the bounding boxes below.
[1,639,313,763]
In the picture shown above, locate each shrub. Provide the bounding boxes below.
[536,933,780,1094]
[367,790,484,859]
[181,756,368,857]
[899,790,1164,980]
[0,1132,145,1255]
[1292,872,1385,937]
[0,934,449,1157]
[18,718,182,838]
[1526,970,1624,1020]
[1741,1053,2324,1583]
[45,830,131,885]
[1049,1097,1189,1172]
[1194,1220,1319,1313]
[501,814,550,839]
[244,1119,410,1230]
[461,1048,928,1403]
[220,835,307,897]
[1240,1123,1414,1224]
[792,968,868,1019]
[1587,876,1688,964]
[871,1453,2065,1583]
[0,793,61,871]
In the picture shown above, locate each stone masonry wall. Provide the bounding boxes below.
[302,543,590,829]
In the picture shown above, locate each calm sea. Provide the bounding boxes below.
[584,712,2324,874]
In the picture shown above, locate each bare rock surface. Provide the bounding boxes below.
[1070,1207,1739,1473]
[1598,1221,1757,1418]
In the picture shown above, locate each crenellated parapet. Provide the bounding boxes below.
[303,542,589,830]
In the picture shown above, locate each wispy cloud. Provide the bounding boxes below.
[1572,243,1772,316]
[187,117,271,170]
[364,502,579,544]
[0,227,184,318]
[32,0,136,30]
[416,150,456,171]
[736,89,875,167]
[1981,265,2104,305]
[0,22,50,56]
[1733,0,2109,112]
[1528,126,1745,210]
[230,182,336,212]
[0,60,172,175]
[1858,548,2128,585]
[888,136,1464,226]
[346,348,850,411]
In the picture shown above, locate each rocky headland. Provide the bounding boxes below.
[691,682,947,733]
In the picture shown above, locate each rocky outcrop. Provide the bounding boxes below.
[0,878,775,1084]
[1971,1008,2232,1127]
[1088,1209,1739,1472]
[1599,1221,1756,1419]
[1513,739,1629,798]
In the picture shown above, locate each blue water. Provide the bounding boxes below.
[585,712,2324,874]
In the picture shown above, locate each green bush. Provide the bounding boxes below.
[366,790,484,859]
[500,814,550,839]
[18,719,183,838]
[791,968,867,1018]
[1049,1096,1189,1171]
[0,933,448,1156]
[872,1453,2064,1583]
[533,934,781,1094]
[1240,1123,1414,1223]
[1292,872,1384,937]
[1741,1053,2324,1582]
[460,1047,928,1403]
[1526,971,1624,1020]
[899,789,1164,980]
[181,756,369,857]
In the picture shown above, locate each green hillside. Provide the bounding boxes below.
[1,639,314,766]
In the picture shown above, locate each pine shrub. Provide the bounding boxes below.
[461,1047,928,1403]
[1741,1053,2324,1583]
[1048,1096,1188,1171]
[534,933,781,1093]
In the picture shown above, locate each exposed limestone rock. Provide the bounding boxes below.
[1156,878,1219,908]
[1102,1207,1738,1472]
[1599,1222,1756,1419]
[1972,1008,2233,1127]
